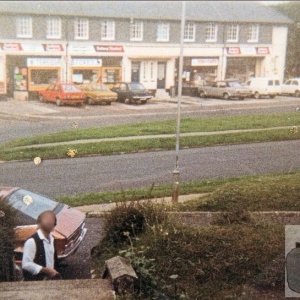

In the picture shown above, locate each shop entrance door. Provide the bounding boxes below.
[131,62,140,82]
[157,62,166,89]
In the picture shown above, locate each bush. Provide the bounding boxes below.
[93,203,284,299]
[0,201,16,281]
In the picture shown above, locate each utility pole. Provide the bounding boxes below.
[172,1,185,203]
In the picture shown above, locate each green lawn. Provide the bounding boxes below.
[4,112,300,147]
[0,127,299,161]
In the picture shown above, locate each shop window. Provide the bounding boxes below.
[226,24,239,42]
[205,23,217,42]
[184,22,195,42]
[157,23,170,42]
[47,17,61,39]
[16,16,32,38]
[130,21,143,41]
[74,18,89,40]
[101,20,115,41]
[72,69,99,84]
[247,24,259,42]
[30,69,58,85]
[268,80,273,86]
[102,68,121,83]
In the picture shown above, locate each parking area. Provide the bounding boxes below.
[0,95,299,119]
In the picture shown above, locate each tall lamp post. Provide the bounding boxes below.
[172,1,186,203]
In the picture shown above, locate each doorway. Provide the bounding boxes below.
[157,62,166,89]
[131,62,140,82]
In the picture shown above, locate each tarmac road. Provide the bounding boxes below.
[0,140,299,198]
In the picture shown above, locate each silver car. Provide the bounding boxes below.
[198,80,251,100]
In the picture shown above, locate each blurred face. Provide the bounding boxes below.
[39,212,56,233]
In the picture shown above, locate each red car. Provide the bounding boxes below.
[0,187,87,269]
[39,83,86,106]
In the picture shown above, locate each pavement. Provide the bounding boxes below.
[0,140,299,197]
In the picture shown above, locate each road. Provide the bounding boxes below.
[0,96,299,144]
[0,140,299,197]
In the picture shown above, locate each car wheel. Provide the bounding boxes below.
[269,95,276,99]
[87,97,93,105]
[56,98,62,106]
[141,100,147,104]
[254,92,260,99]
[106,102,112,105]
[223,93,230,100]
[295,90,300,98]
[239,97,244,100]
[199,91,206,98]
[39,95,44,102]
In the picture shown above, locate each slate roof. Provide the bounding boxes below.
[0,1,293,24]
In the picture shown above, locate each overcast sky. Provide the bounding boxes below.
[260,1,288,5]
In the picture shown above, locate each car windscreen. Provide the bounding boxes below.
[90,84,110,91]
[129,83,145,90]
[5,189,59,220]
[62,85,81,92]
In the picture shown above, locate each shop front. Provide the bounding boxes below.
[225,47,269,83]
[0,55,5,96]
[176,57,219,96]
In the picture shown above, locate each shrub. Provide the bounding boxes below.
[0,201,16,281]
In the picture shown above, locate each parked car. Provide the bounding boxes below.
[246,77,281,99]
[198,80,251,100]
[0,186,87,266]
[39,83,86,106]
[111,82,152,104]
[79,83,118,105]
[281,78,300,97]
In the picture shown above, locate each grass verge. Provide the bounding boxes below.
[0,127,299,161]
[57,171,300,207]
[4,112,300,147]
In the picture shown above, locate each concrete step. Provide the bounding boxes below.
[0,279,115,300]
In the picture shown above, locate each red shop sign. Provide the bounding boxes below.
[227,47,241,55]
[42,44,64,52]
[0,43,22,51]
[94,45,124,52]
[256,47,269,55]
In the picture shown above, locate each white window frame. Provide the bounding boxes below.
[101,20,115,41]
[74,18,89,40]
[130,20,143,41]
[247,24,259,43]
[184,22,196,42]
[226,24,239,42]
[46,17,62,39]
[205,23,218,42]
[16,16,32,38]
[156,23,170,42]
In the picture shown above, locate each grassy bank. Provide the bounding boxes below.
[179,171,300,212]
[57,171,300,207]
[0,127,299,161]
[4,112,300,148]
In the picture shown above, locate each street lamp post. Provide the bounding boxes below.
[172,1,186,203]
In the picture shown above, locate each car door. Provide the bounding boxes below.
[46,84,56,101]
[118,83,128,101]
[216,82,226,98]
[282,80,290,94]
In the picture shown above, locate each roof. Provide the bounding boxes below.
[0,1,293,24]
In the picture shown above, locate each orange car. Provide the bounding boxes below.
[39,83,86,106]
[0,187,87,264]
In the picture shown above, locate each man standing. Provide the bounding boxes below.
[22,210,61,281]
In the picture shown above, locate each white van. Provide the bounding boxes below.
[281,78,300,97]
[246,77,281,99]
